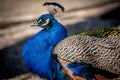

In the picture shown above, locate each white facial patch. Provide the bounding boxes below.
[42,18,50,26]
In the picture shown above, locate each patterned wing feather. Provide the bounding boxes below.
[54,29,120,75]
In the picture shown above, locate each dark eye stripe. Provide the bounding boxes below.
[42,19,46,23]
[37,19,41,23]
[37,19,46,24]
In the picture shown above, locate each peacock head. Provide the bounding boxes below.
[31,14,54,30]
[31,2,64,30]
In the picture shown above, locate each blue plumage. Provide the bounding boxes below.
[66,62,95,80]
[22,14,68,80]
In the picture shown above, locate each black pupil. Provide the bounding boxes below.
[41,19,45,23]
[37,18,46,24]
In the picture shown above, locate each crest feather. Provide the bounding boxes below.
[43,2,65,16]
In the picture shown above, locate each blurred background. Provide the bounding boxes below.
[0,0,120,80]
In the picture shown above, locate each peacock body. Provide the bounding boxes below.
[54,28,120,79]
[22,1,120,80]
[23,6,68,79]
[22,2,70,80]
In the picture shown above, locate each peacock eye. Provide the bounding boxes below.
[37,18,46,24]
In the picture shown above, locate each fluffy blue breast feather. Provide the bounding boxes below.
[22,14,68,80]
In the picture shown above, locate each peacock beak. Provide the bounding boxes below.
[31,21,38,27]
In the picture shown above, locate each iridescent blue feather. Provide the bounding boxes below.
[66,62,95,80]
[23,14,68,80]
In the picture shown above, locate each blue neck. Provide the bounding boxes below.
[23,14,68,80]
[46,17,57,31]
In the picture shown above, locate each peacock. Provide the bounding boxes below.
[22,1,120,80]
[53,28,120,80]
[22,2,68,80]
